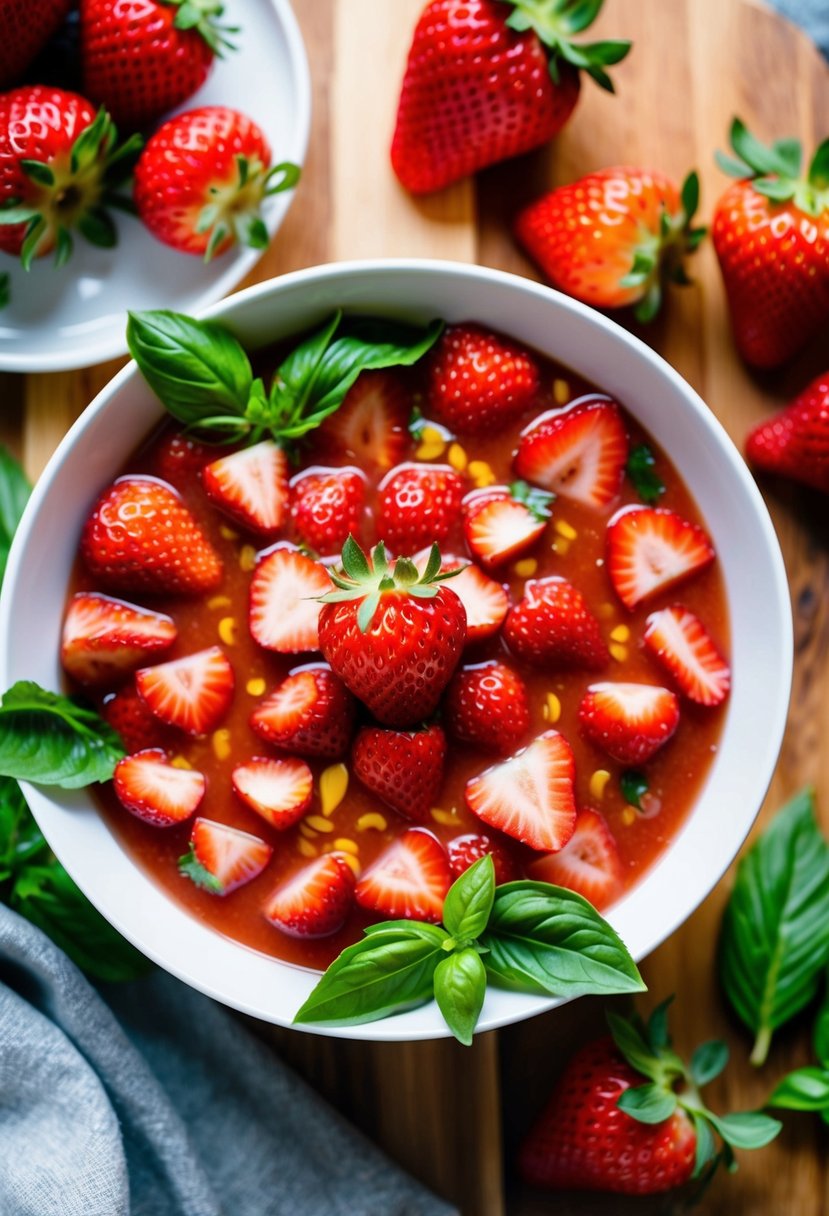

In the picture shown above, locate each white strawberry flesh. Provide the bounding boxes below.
[644,605,731,706]
[113,748,205,828]
[465,731,577,852]
[248,546,331,653]
[61,591,176,684]
[202,440,288,535]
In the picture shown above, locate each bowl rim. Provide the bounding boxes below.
[0,258,794,1039]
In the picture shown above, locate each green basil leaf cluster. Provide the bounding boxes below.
[719,789,829,1065]
[0,681,125,788]
[768,988,829,1125]
[295,856,645,1044]
[126,307,443,450]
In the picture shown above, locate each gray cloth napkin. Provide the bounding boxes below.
[0,905,457,1216]
[771,0,829,57]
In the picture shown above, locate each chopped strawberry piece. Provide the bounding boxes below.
[103,684,170,754]
[527,810,624,910]
[414,549,508,642]
[317,369,409,471]
[264,853,355,938]
[179,817,273,896]
[231,757,313,830]
[606,506,715,610]
[136,646,234,736]
[514,397,628,510]
[445,661,530,755]
[463,481,551,569]
[644,605,731,707]
[578,682,680,765]
[746,373,829,492]
[377,463,465,553]
[352,723,446,822]
[355,827,452,923]
[504,575,609,669]
[61,591,177,685]
[155,432,214,489]
[202,440,289,536]
[250,664,356,759]
[447,832,519,885]
[290,466,367,554]
[425,324,540,435]
[248,546,331,653]
[465,731,577,852]
[113,748,205,827]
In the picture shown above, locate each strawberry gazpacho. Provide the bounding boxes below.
[61,310,730,970]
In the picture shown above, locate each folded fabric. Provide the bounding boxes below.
[0,905,457,1216]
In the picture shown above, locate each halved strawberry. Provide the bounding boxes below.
[136,647,234,736]
[527,810,624,911]
[578,682,680,765]
[231,757,313,830]
[317,369,409,470]
[606,506,715,610]
[264,853,355,938]
[61,591,177,685]
[250,664,356,759]
[465,731,577,852]
[113,748,205,827]
[179,818,273,896]
[504,576,609,669]
[414,549,508,642]
[377,463,465,553]
[644,605,731,707]
[514,397,628,510]
[102,684,170,754]
[202,440,289,536]
[463,481,552,569]
[290,466,367,554]
[355,827,452,923]
[445,661,530,755]
[352,723,446,822]
[446,832,519,885]
[248,546,331,653]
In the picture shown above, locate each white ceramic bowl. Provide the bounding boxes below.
[0,260,792,1040]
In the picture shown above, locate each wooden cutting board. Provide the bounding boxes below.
[3,2,829,1213]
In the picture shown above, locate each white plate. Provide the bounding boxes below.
[0,0,310,373]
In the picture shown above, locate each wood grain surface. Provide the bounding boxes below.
[3,1,829,1212]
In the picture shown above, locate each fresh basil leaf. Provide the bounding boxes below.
[433,947,487,1046]
[294,931,445,1026]
[11,862,150,982]
[617,1082,677,1124]
[267,311,342,429]
[0,681,124,788]
[126,309,253,427]
[480,882,645,998]
[719,789,829,1065]
[0,446,31,586]
[443,855,495,942]
[690,1040,730,1087]
[620,770,647,810]
[705,1110,782,1150]
[362,920,451,944]
[768,1067,829,1111]
[626,445,665,503]
[814,989,829,1069]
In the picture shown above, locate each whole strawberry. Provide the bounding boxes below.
[377,463,465,553]
[290,467,367,554]
[746,372,829,493]
[0,0,71,89]
[445,661,530,754]
[134,106,300,261]
[391,0,630,195]
[352,723,447,822]
[712,119,829,368]
[80,0,236,131]
[516,168,706,321]
[318,538,466,727]
[520,1002,781,1194]
[425,325,540,435]
[505,576,608,669]
[0,87,140,269]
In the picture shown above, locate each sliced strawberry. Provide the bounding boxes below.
[264,853,355,938]
[414,549,508,642]
[250,664,356,759]
[136,647,234,736]
[446,832,519,885]
[527,810,624,911]
[202,440,289,536]
[514,397,628,510]
[113,748,205,827]
[463,481,552,570]
[61,591,177,685]
[179,817,273,896]
[504,575,609,669]
[317,369,409,471]
[248,546,331,653]
[355,827,452,923]
[352,723,446,822]
[231,757,314,830]
[465,731,577,852]
[606,506,715,610]
[103,684,170,754]
[644,605,731,707]
[445,660,530,755]
[377,462,465,553]
[290,466,367,554]
[578,682,680,765]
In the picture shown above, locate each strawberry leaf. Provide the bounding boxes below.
[178,845,224,894]
[617,1082,678,1124]
[433,947,487,1046]
[690,1040,730,1087]
[705,1111,781,1150]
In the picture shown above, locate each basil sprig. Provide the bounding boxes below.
[719,790,829,1065]
[295,856,644,1043]
[126,308,443,450]
[768,987,829,1123]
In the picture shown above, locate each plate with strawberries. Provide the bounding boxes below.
[0,0,310,372]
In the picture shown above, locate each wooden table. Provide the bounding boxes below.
[3,1,828,1212]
